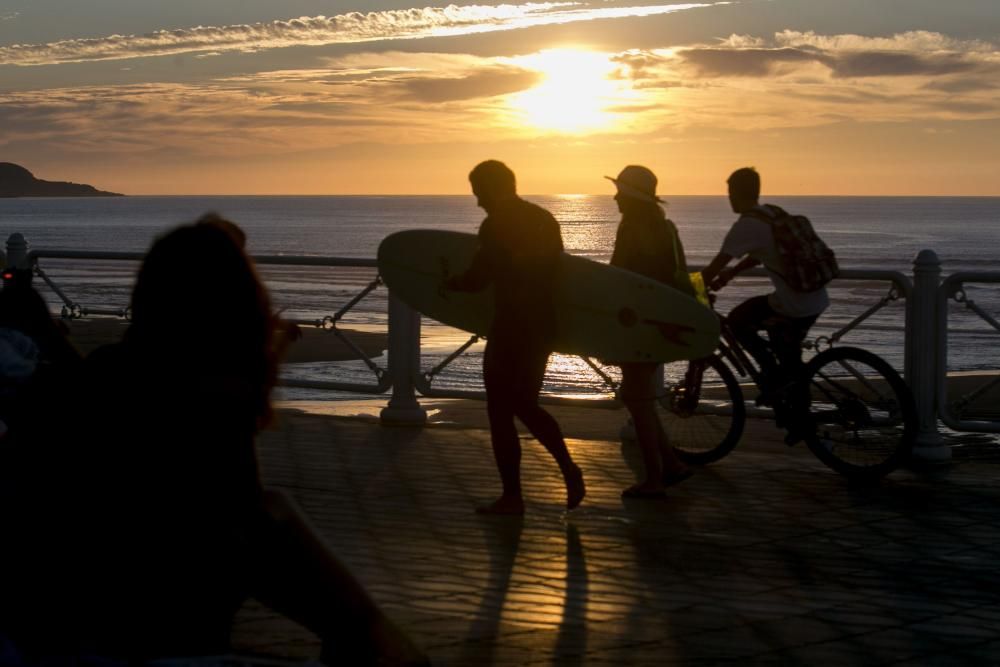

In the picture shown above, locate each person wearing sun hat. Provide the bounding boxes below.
[606,165,696,498]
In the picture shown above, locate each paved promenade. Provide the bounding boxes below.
[233,400,1000,665]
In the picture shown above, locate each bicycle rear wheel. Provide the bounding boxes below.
[660,355,745,465]
[801,346,916,482]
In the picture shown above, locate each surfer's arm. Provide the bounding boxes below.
[446,219,503,292]
[445,248,493,292]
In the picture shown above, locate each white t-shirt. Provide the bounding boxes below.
[720,206,829,318]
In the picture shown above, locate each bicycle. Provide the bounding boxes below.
[657,293,917,483]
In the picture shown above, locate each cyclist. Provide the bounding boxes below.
[700,167,829,438]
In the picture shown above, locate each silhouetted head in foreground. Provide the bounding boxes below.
[0,274,77,369]
[606,165,664,218]
[197,211,248,248]
[727,167,760,214]
[128,214,277,427]
[469,160,517,214]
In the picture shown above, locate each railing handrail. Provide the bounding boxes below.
[29,248,376,268]
[8,235,990,460]
[738,266,913,297]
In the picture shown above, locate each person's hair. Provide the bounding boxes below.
[619,197,666,221]
[469,160,516,196]
[727,167,760,201]
[197,211,247,248]
[0,279,78,366]
[128,215,277,428]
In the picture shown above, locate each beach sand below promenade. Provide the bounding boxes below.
[63,317,387,362]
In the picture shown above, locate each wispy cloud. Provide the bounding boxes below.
[0,11,19,22]
[671,30,997,79]
[0,53,546,157]
[0,2,719,66]
[604,31,1000,133]
[4,29,998,170]
[396,68,542,102]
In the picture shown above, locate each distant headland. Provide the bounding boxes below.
[0,162,123,197]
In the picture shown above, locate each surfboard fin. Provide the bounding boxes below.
[644,319,695,346]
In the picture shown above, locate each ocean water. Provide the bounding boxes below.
[2,195,999,398]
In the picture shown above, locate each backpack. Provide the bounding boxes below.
[748,205,839,292]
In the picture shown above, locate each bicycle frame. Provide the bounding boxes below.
[709,309,769,395]
[699,301,812,421]
[671,292,917,480]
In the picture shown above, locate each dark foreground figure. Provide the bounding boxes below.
[0,218,428,665]
[446,160,585,515]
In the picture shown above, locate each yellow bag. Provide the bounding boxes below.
[688,271,711,308]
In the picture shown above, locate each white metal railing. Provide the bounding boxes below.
[2,234,988,462]
[16,241,393,397]
[938,270,1000,433]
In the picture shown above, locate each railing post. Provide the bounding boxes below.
[380,292,428,426]
[6,233,29,269]
[908,249,950,463]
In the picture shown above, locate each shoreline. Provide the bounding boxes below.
[64,317,387,362]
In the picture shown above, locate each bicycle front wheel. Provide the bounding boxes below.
[801,346,916,482]
[660,355,745,465]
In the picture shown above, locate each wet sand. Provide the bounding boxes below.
[63,317,387,362]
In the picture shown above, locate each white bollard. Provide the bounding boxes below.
[380,292,428,426]
[5,233,28,270]
[908,249,951,463]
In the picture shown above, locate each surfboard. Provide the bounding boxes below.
[377,230,719,363]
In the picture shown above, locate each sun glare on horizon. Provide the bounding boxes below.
[506,49,630,133]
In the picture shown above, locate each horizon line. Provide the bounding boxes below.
[58,192,1000,198]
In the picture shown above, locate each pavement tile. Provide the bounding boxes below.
[229,402,1000,665]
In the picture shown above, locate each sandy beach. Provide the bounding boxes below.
[63,317,387,362]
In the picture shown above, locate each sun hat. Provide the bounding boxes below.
[605,165,663,204]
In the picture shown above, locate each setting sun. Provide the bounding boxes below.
[507,49,627,133]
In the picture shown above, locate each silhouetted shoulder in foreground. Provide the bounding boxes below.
[0,216,427,665]
[0,162,123,197]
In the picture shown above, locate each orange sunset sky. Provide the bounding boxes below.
[1,0,998,195]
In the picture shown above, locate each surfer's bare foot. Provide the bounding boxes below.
[475,496,525,515]
[564,463,586,510]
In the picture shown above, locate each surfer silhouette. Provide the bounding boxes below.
[606,165,695,498]
[444,160,585,515]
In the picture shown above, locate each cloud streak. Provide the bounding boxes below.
[0,53,550,158]
[604,30,1000,133]
[673,30,997,79]
[0,2,718,66]
[4,29,998,174]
